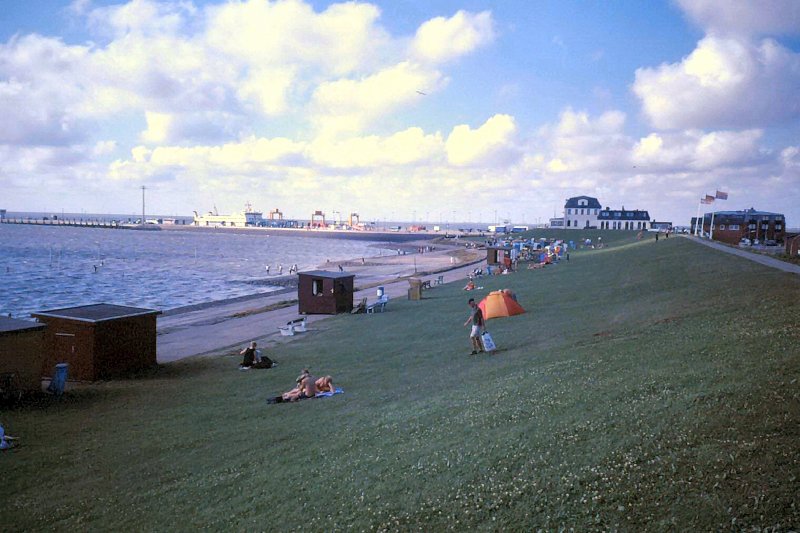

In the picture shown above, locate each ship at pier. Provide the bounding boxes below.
[193,203,263,227]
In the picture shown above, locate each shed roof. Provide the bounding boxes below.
[298,270,355,279]
[0,316,46,335]
[32,303,159,323]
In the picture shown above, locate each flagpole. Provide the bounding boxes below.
[694,200,702,236]
[709,210,716,240]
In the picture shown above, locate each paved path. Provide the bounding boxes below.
[685,236,800,274]
[157,258,482,363]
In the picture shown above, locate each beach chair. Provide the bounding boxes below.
[434,275,444,285]
[351,297,367,314]
[367,294,389,313]
[278,326,294,336]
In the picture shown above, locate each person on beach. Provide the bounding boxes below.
[267,369,327,403]
[463,298,485,355]
[463,280,475,291]
[265,265,270,275]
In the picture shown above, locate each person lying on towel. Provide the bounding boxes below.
[267,369,335,403]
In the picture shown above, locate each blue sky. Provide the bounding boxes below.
[1,0,798,225]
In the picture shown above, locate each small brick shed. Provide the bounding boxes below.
[486,246,512,266]
[297,270,354,314]
[32,304,160,381]
[0,316,46,394]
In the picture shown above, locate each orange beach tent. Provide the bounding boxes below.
[478,290,526,320]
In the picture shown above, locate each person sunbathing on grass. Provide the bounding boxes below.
[315,375,335,393]
[267,369,321,403]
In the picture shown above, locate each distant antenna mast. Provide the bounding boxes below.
[141,185,146,225]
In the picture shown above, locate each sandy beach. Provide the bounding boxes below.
[156,240,485,362]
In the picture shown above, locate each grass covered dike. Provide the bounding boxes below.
[4,233,799,531]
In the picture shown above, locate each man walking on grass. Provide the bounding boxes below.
[464,298,485,354]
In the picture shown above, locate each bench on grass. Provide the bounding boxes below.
[279,317,307,336]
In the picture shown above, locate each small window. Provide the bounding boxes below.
[312,279,323,296]
[719,224,725,230]
[729,224,739,230]
[776,225,782,230]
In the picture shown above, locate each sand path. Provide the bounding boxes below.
[157,243,485,362]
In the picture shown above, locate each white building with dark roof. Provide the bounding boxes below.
[564,196,601,229]
[597,207,651,230]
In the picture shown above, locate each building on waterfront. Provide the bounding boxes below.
[696,208,787,245]
[563,196,601,229]
[0,209,6,220]
[193,203,262,227]
[597,207,651,230]
[651,221,673,232]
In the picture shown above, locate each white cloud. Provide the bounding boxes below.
[676,0,800,36]
[632,129,765,170]
[0,34,90,145]
[446,114,520,167]
[411,10,494,64]
[205,0,388,77]
[86,0,194,38]
[309,128,444,168]
[311,62,446,137]
[535,109,630,173]
[633,36,800,130]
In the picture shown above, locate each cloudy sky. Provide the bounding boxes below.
[1,0,799,225]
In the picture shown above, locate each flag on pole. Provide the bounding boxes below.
[715,190,728,200]
[705,194,715,203]
[700,198,710,204]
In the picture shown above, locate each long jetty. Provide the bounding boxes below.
[0,217,126,229]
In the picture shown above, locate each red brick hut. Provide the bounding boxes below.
[32,304,160,381]
[297,271,355,314]
[0,317,46,395]
[486,246,512,267]
[785,233,800,257]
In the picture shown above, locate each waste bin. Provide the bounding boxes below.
[408,278,423,300]
[377,286,385,298]
[47,363,68,396]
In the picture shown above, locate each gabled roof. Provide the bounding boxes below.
[564,196,601,209]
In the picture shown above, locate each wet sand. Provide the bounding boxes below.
[157,241,485,362]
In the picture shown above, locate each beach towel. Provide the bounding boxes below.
[315,388,344,398]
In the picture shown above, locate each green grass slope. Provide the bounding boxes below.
[3,236,799,531]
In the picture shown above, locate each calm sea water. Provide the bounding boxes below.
[0,225,387,318]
